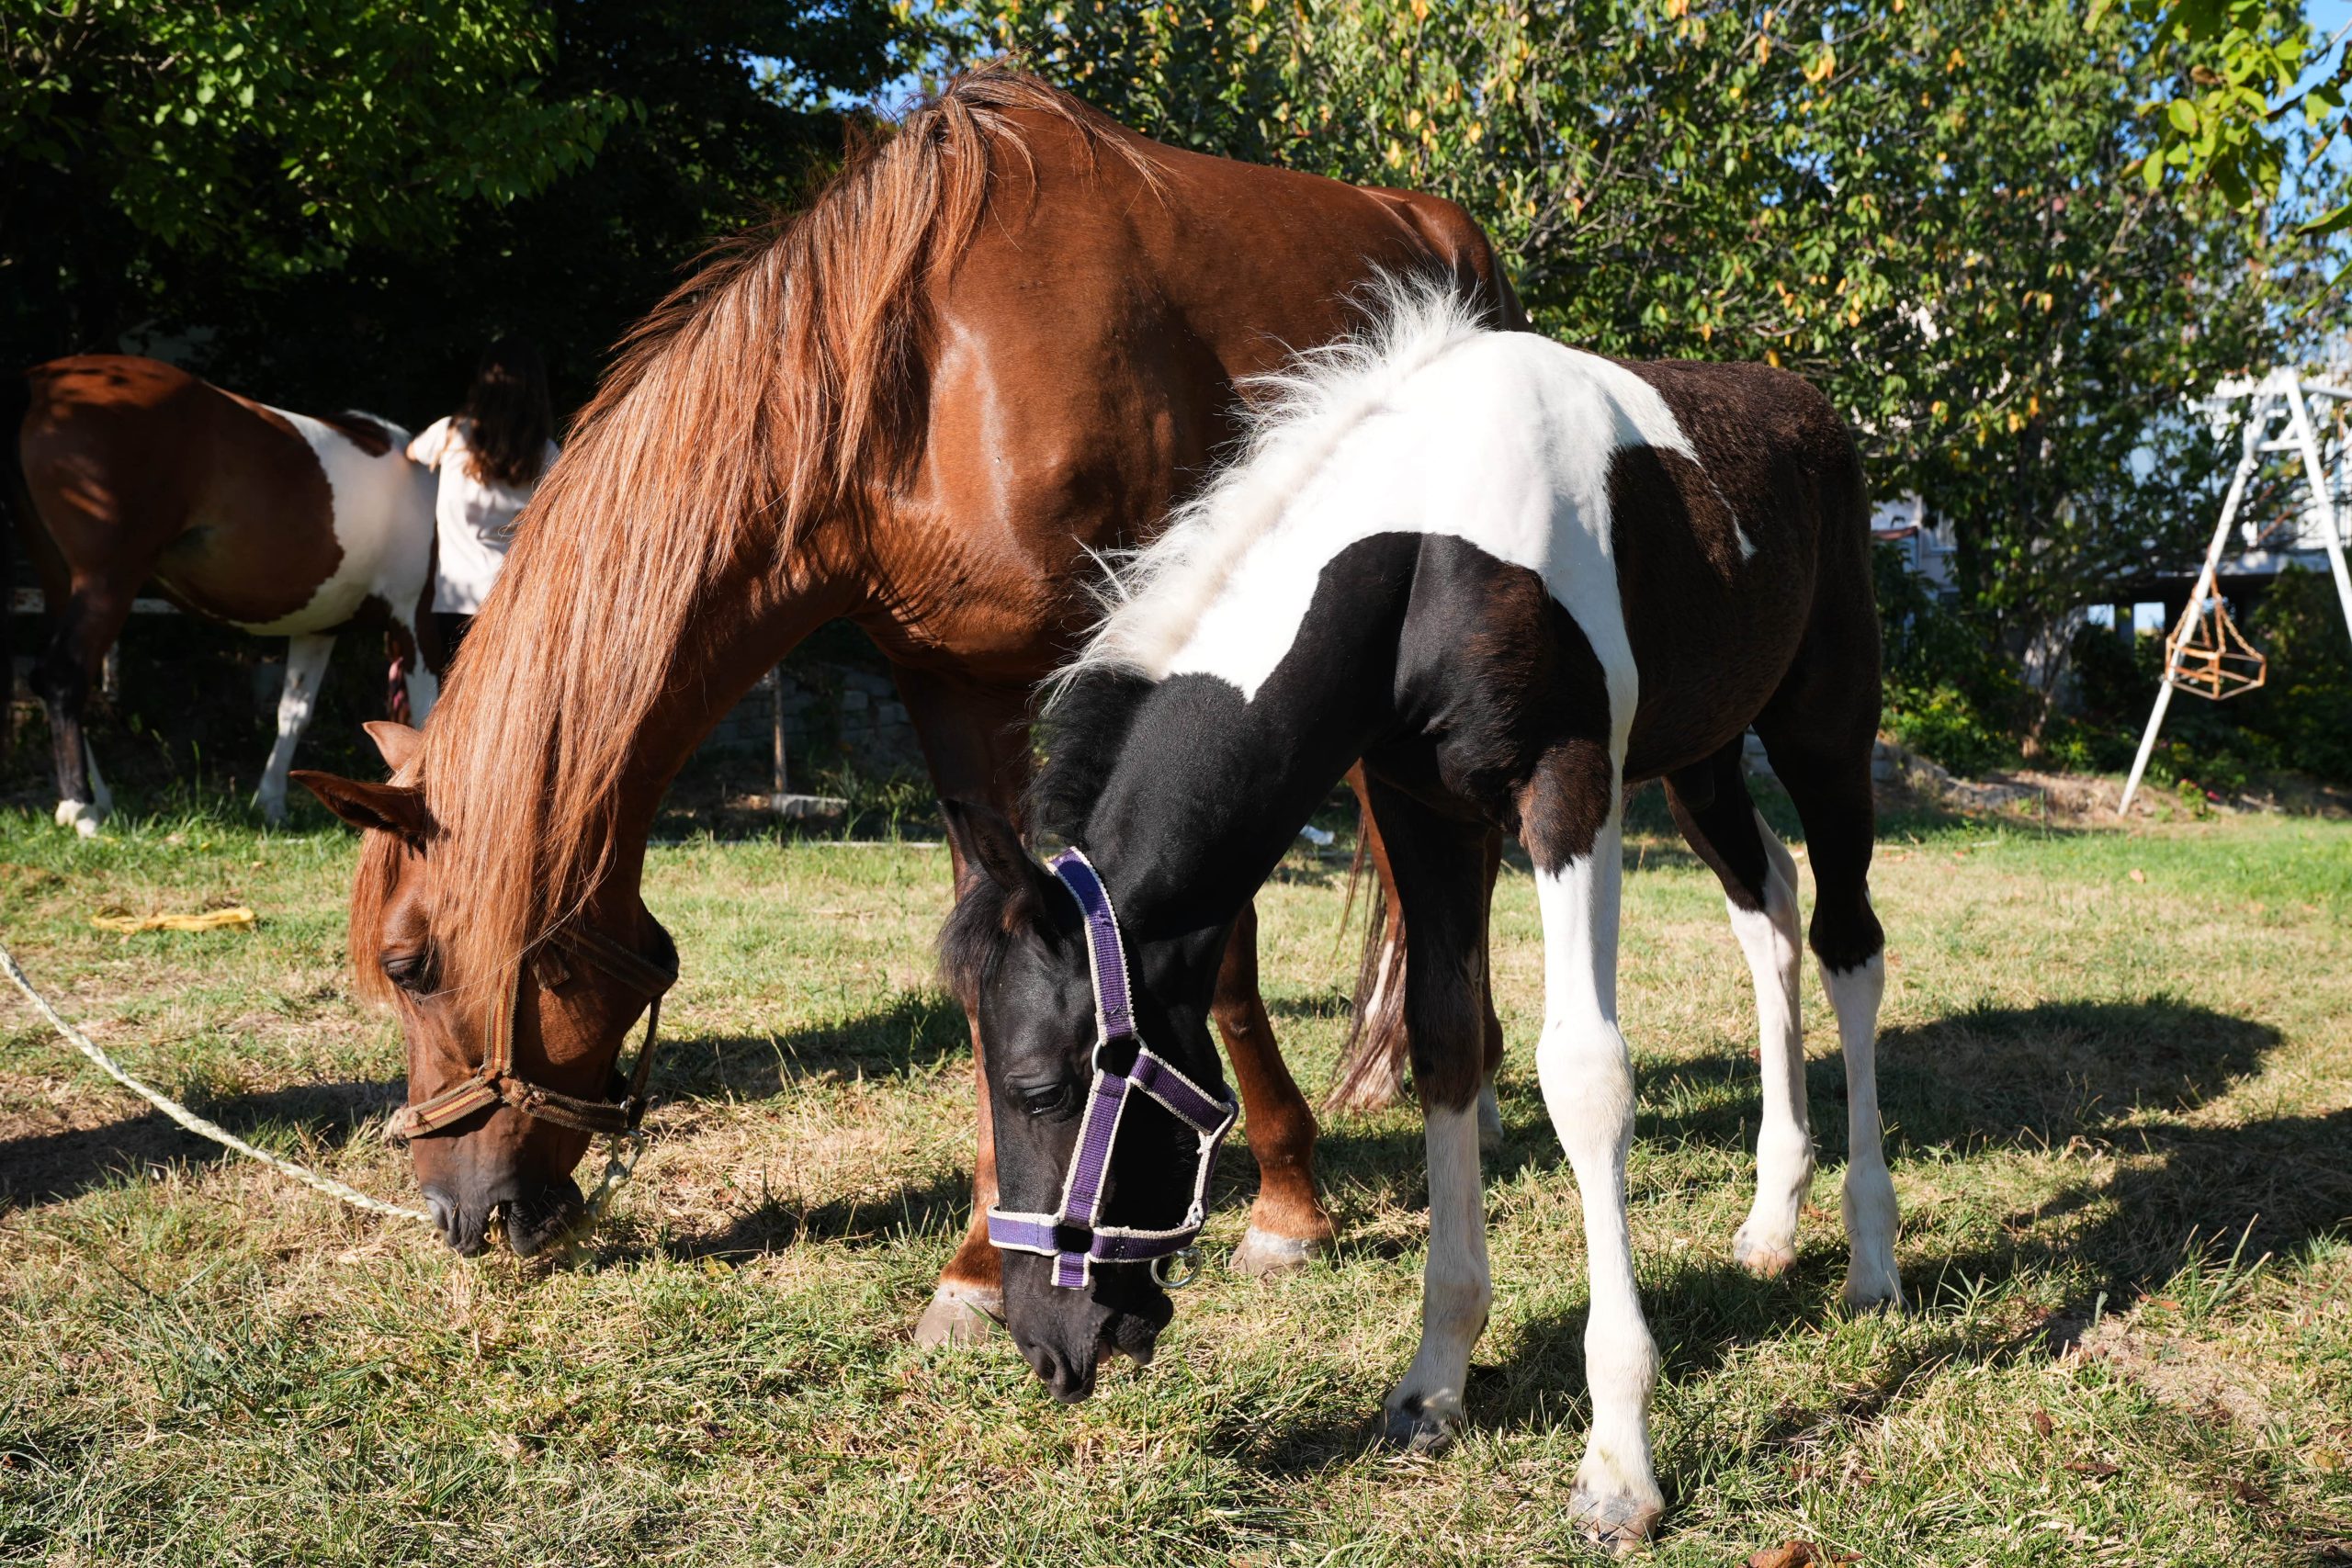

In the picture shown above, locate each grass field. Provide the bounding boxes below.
[2,788,2348,1566]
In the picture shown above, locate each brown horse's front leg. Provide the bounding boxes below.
[1217,899,1339,1277]
[891,661,1028,1346]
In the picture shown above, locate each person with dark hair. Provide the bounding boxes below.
[406,337,558,670]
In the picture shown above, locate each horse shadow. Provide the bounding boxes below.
[1228,995,2326,1477]
[0,1076,404,1212]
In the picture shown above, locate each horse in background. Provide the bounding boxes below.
[4,355,438,833]
[944,280,1899,1549]
[289,68,1520,1338]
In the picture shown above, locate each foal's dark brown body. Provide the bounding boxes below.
[298,73,1521,1329]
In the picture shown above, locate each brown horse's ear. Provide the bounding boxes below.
[362,720,422,775]
[291,771,431,843]
[941,798,1058,931]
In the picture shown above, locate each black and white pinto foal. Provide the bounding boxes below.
[942,283,1900,1548]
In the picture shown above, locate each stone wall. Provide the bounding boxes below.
[696,661,928,782]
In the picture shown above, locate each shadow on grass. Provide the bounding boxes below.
[0,1076,402,1211]
[1225,994,2335,1479]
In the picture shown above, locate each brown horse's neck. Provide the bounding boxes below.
[578,545,868,915]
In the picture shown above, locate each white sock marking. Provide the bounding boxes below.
[1533,785,1664,1523]
[1728,816,1813,1274]
[1384,1100,1492,1436]
[255,633,336,824]
[1821,951,1901,1306]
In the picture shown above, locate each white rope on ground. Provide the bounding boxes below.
[1,940,433,1223]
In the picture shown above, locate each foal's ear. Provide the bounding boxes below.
[941,798,1059,931]
[291,771,432,845]
[362,720,423,775]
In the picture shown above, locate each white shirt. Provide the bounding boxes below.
[406,416,559,614]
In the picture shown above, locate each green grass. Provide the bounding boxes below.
[2,795,2348,1565]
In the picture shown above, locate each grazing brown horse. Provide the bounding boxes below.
[4,356,438,832]
[290,69,1521,1337]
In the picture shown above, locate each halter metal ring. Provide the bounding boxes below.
[1150,1246,1204,1290]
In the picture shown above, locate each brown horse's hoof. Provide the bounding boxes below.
[1231,1224,1329,1280]
[912,1284,1003,1347]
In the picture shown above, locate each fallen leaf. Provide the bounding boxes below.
[2065,1460,2121,1478]
[1747,1543,1819,1568]
[2233,1479,2272,1506]
[2129,868,2146,884]
[2032,1408,2055,1438]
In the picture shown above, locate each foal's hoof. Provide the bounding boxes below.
[1231,1225,1328,1280]
[912,1284,1003,1347]
[1378,1393,1461,1455]
[1732,1224,1797,1279]
[55,799,103,838]
[1569,1483,1663,1556]
[1840,1260,1905,1313]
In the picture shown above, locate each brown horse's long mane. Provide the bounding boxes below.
[359,66,1149,1001]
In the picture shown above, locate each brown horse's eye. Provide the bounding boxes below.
[381,951,435,993]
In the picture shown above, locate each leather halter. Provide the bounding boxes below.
[985,849,1238,1289]
[388,919,679,1142]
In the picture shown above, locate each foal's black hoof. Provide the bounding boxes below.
[1378,1393,1460,1454]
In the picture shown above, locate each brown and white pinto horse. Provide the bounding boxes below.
[288,71,1519,1334]
[4,356,438,833]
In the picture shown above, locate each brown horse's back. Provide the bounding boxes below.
[20,355,346,626]
[879,108,1523,674]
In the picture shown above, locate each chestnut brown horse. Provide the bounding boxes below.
[291,68,1520,1338]
[4,356,439,833]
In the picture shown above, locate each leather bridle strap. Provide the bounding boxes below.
[388,919,679,1142]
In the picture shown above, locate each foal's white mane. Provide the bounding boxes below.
[1060,273,1490,686]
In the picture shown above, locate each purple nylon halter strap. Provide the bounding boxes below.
[984,848,1238,1289]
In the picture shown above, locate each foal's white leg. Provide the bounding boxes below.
[255,633,335,825]
[1729,818,1814,1277]
[1821,948,1902,1307]
[1381,1099,1491,1450]
[1534,795,1664,1548]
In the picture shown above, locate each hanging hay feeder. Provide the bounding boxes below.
[2163,588,2267,700]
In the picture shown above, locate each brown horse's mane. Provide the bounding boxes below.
[356,66,1151,1001]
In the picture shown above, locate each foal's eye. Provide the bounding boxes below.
[1017,1080,1076,1118]
[380,951,435,993]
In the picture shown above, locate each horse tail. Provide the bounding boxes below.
[1325,772,1410,1114]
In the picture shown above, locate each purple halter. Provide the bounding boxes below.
[984,848,1238,1290]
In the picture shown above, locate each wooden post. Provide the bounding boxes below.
[770,664,788,813]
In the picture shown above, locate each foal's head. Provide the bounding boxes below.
[294,724,673,1257]
[941,801,1233,1402]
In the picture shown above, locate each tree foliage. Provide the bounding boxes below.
[0,0,914,416]
[957,0,2338,733]
[0,0,624,355]
[2094,0,2346,223]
